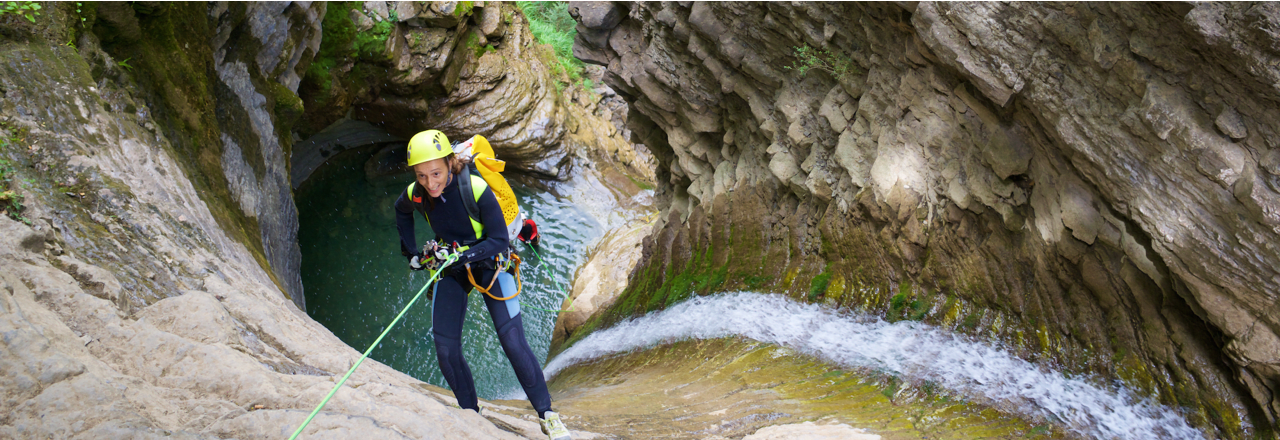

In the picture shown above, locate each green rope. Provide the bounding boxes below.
[521,245,575,314]
[288,254,459,440]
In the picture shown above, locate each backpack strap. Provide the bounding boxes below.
[407,169,487,243]
[406,182,426,219]
[454,165,488,241]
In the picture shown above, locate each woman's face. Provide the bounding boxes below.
[414,158,450,198]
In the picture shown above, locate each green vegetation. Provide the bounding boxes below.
[0,123,30,225]
[453,1,474,18]
[908,297,929,321]
[784,44,861,81]
[301,1,408,119]
[517,1,584,84]
[462,30,496,59]
[699,262,728,293]
[304,1,359,99]
[626,172,654,191]
[889,291,908,320]
[740,272,772,290]
[0,1,41,23]
[0,158,27,224]
[355,13,395,61]
[808,263,832,301]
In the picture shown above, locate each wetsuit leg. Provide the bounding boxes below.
[480,269,553,418]
[431,276,479,412]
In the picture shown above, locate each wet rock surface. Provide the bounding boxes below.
[551,217,653,349]
[548,338,1065,439]
[573,2,1280,436]
[210,2,321,311]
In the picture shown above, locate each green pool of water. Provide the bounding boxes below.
[297,147,602,399]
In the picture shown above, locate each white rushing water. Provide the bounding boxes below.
[544,292,1205,440]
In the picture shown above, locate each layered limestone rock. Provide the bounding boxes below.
[296,1,645,181]
[572,2,1280,437]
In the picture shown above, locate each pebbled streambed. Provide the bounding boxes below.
[297,147,604,399]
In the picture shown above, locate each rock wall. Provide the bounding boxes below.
[0,33,520,440]
[572,2,1280,437]
[211,2,322,310]
[0,2,621,438]
[295,1,646,182]
[85,2,317,309]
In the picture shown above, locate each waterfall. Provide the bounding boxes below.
[546,292,1204,440]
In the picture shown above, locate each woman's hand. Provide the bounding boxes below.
[409,254,428,271]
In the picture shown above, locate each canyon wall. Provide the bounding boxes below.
[569,2,1280,437]
[295,1,646,182]
[0,19,519,440]
[0,2,632,438]
[84,1,321,309]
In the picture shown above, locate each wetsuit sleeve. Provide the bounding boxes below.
[458,186,510,264]
[394,191,418,258]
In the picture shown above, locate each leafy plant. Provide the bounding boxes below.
[784,44,861,80]
[117,57,133,71]
[0,1,41,24]
[0,158,29,225]
[517,1,584,84]
[354,19,394,60]
[908,298,929,321]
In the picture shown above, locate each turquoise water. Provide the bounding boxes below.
[297,148,601,399]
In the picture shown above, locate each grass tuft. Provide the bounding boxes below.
[517,1,584,85]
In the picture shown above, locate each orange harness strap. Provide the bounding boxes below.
[466,253,523,301]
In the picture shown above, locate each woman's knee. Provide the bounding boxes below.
[433,332,462,359]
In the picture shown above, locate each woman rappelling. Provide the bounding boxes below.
[394,129,571,440]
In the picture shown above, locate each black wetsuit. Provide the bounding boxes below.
[394,172,552,417]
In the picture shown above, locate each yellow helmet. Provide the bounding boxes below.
[407,130,452,167]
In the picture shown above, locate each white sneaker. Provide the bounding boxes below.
[539,411,572,440]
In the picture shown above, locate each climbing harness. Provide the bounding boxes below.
[441,237,576,314]
[465,250,523,301]
[287,253,461,440]
[423,239,526,302]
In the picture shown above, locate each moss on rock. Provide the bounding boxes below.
[86,2,287,300]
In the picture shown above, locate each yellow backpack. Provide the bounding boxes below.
[456,135,522,239]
